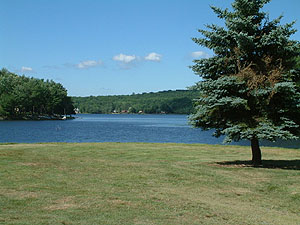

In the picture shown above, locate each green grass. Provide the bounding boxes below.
[0,143,299,225]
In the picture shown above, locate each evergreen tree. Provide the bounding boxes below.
[190,0,300,165]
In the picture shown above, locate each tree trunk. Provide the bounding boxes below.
[251,138,262,165]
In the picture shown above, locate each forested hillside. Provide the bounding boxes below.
[0,68,199,118]
[0,68,74,120]
[72,90,199,114]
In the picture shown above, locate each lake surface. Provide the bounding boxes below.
[0,114,299,148]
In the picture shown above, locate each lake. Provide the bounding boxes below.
[0,114,299,148]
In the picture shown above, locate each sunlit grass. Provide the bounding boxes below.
[0,143,299,224]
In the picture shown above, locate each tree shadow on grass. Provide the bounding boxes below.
[216,160,300,170]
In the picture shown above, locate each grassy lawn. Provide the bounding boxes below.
[0,142,299,225]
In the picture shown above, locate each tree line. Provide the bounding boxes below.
[0,68,74,120]
[72,90,199,114]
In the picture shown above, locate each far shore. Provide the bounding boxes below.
[0,114,75,121]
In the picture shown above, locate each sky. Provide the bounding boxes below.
[1,0,299,97]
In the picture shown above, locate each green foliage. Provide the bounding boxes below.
[190,0,300,143]
[0,69,75,119]
[72,90,199,114]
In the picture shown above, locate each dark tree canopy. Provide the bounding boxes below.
[72,90,198,115]
[0,68,75,120]
[190,0,300,164]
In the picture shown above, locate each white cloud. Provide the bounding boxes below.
[145,52,162,62]
[77,60,102,69]
[21,66,33,72]
[113,54,137,63]
[191,51,210,59]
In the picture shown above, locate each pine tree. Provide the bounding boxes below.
[190,0,300,165]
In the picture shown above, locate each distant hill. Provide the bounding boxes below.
[71,90,199,114]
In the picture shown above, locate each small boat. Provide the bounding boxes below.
[61,115,67,120]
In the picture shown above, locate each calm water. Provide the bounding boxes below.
[0,114,299,148]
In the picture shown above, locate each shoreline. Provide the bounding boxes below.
[0,115,75,121]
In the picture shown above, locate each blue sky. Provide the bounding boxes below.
[1,0,299,96]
